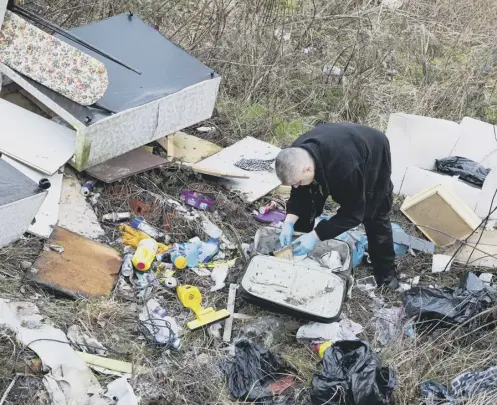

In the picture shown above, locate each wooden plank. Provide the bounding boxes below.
[31,226,122,298]
[0,97,76,175]
[159,131,222,164]
[58,171,105,240]
[86,147,169,183]
[1,156,63,239]
[223,283,238,343]
[75,352,132,374]
[401,184,480,247]
[194,137,281,202]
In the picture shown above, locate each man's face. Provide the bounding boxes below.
[290,168,314,188]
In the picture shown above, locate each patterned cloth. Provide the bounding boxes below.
[0,11,108,106]
[421,367,497,404]
[234,158,275,172]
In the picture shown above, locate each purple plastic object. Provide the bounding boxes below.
[180,190,216,211]
[255,209,286,224]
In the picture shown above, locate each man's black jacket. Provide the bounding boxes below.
[286,123,393,241]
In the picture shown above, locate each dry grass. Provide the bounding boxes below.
[1,0,497,403]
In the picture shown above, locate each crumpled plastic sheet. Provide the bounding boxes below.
[372,306,407,346]
[311,340,396,405]
[226,339,296,404]
[404,272,497,327]
[296,319,363,343]
[435,156,490,187]
[421,366,497,405]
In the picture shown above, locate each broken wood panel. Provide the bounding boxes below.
[160,131,222,164]
[194,136,281,202]
[401,185,480,247]
[58,171,105,240]
[0,98,76,175]
[1,156,63,239]
[223,284,238,343]
[86,147,168,183]
[31,226,122,298]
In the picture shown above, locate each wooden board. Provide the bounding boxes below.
[193,136,281,202]
[58,171,105,240]
[86,147,169,183]
[223,284,238,343]
[1,156,63,239]
[0,98,75,175]
[31,226,122,298]
[159,131,222,164]
[401,184,480,247]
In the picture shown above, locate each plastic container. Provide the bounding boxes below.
[120,253,134,277]
[132,238,158,271]
[180,190,215,211]
[130,217,165,240]
[139,299,181,348]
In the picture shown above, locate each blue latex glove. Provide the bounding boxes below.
[279,221,295,247]
[292,231,320,256]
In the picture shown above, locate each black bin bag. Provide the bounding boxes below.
[311,340,396,405]
[435,156,490,187]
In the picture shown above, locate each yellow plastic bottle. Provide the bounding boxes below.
[132,238,158,271]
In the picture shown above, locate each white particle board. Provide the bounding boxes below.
[0,0,7,29]
[1,156,63,239]
[194,136,281,202]
[475,168,497,220]
[0,97,76,175]
[399,166,480,212]
[385,113,460,193]
[58,171,104,240]
[452,118,497,168]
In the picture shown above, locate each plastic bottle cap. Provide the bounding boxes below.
[136,262,146,271]
[174,256,187,269]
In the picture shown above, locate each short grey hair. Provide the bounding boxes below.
[275,147,309,185]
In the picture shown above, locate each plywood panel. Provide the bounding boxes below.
[1,156,63,239]
[86,147,168,183]
[401,185,480,247]
[0,98,76,175]
[193,136,281,202]
[31,226,121,298]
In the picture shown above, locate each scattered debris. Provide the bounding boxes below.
[139,299,181,348]
[67,324,107,355]
[196,126,215,133]
[130,216,167,240]
[404,272,497,327]
[311,340,396,405]
[210,265,229,292]
[222,283,238,342]
[102,212,131,222]
[104,377,138,405]
[401,184,481,246]
[479,273,493,284]
[296,319,364,343]
[356,275,377,291]
[76,351,132,376]
[372,306,406,346]
[180,190,215,211]
[421,367,497,405]
[132,238,158,271]
[161,131,222,164]
[432,254,454,273]
[80,179,96,196]
[392,226,435,254]
[128,198,151,217]
[31,226,122,298]
[120,224,170,254]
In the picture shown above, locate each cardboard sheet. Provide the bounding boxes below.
[31,226,122,298]
[193,137,281,202]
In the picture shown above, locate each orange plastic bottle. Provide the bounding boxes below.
[132,238,158,271]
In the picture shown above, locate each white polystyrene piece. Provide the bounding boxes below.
[399,166,480,211]
[1,156,63,238]
[476,168,497,220]
[0,98,76,175]
[242,255,345,320]
[385,113,460,192]
[0,193,46,247]
[452,118,497,168]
